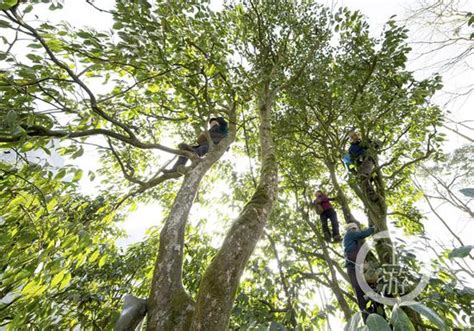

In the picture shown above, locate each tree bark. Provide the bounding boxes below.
[145,118,236,330]
[190,86,278,330]
[146,165,207,330]
[348,169,393,265]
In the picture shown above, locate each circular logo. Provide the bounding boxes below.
[354,230,432,305]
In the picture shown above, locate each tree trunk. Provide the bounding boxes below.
[190,87,278,330]
[146,165,208,330]
[348,177,393,265]
[144,121,236,330]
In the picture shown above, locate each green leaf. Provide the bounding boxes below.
[401,302,447,331]
[51,270,65,287]
[88,170,96,181]
[18,67,36,79]
[21,280,43,296]
[26,53,42,63]
[46,38,63,52]
[23,4,33,13]
[72,169,83,182]
[21,141,35,152]
[75,253,87,268]
[366,314,391,331]
[112,22,123,29]
[77,31,91,39]
[0,0,18,10]
[468,14,474,27]
[71,146,84,158]
[41,146,51,156]
[147,84,160,93]
[0,19,11,28]
[27,43,43,49]
[98,255,107,267]
[89,250,100,263]
[391,305,415,331]
[55,168,66,180]
[448,245,473,259]
[59,272,71,290]
[49,2,63,10]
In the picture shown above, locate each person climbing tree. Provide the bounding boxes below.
[163,117,228,173]
[347,131,379,202]
[312,190,341,243]
[343,222,382,322]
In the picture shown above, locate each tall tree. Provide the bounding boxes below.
[1,1,472,330]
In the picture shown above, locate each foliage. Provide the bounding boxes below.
[0,155,121,328]
[0,0,471,329]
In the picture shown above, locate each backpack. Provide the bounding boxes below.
[314,202,324,215]
[364,260,380,284]
[346,240,379,284]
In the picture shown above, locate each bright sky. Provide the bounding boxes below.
[7,0,473,329]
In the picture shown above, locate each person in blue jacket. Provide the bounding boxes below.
[343,222,376,321]
[348,131,374,176]
[347,131,379,201]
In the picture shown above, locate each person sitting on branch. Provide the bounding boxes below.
[163,117,228,173]
[311,190,341,243]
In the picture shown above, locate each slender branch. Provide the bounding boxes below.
[442,124,474,143]
[1,169,48,211]
[414,179,465,247]
[258,299,288,313]
[97,69,175,104]
[0,124,187,156]
[107,139,144,185]
[385,133,434,181]
[8,10,136,139]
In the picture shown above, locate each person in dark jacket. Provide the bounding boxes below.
[164,117,228,173]
[348,131,374,175]
[312,190,341,242]
[343,222,376,322]
[347,131,379,201]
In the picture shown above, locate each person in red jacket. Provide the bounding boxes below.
[312,190,341,242]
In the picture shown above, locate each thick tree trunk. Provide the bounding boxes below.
[348,176,393,265]
[146,165,208,330]
[143,119,236,330]
[190,88,278,330]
